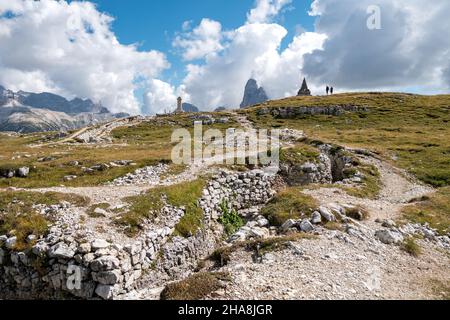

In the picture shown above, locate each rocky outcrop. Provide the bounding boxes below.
[279,144,361,186]
[280,153,333,186]
[240,79,269,109]
[256,104,368,118]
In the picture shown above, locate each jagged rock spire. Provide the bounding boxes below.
[240,79,269,108]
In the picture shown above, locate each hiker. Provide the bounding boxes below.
[330,87,334,95]
[326,86,329,95]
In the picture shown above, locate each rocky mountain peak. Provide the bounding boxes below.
[240,79,269,109]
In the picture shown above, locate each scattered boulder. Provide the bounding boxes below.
[299,220,315,232]
[91,239,110,251]
[281,219,297,232]
[5,236,17,250]
[319,206,336,222]
[0,166,30,179]
[16,167,30,177]
[48,242,75,259]
[375,229,404,245]
[310,211,322,224]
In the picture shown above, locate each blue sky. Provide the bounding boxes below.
[92,0,315,88]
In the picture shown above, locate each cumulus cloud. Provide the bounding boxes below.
[159,0,450,113]
[247,0,292,24]
[0,0,169,114]
[142,79,190,115]
[142,0,325,112]
[173,18,224,61]
[179,24,326,110]
[303,0,450,92]
[181,23,293,109]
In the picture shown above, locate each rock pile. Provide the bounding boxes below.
[190,114,230,125]
[280,153,333,185]
[107,163,168,186]
[375,220,450,249]
[0,166,30,178]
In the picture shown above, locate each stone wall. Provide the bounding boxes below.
[0,169,276,300]
[279,144,359,186]
[256,105,367,118]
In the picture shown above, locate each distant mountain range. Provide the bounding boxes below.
[240,79,269,108]
[0,85,129,133]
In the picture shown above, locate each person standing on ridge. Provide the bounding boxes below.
[330,87,334,95]
[326,86,329,95]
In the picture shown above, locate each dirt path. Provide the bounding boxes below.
[208,131,448,300]
[303,154,434,222]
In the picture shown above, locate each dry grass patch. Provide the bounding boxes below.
[261,187,318,226]
[400,237,422,257]
[117,179,206,237]
[160,272,231,300]
[401,187,450,235]
[430,279,450,300]
[0,191,89,250]
[246,93,450,188]
[210,233,317,267]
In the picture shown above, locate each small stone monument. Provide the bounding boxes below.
[297,78,312,96]
[175,96,184,113]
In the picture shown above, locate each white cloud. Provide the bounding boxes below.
[145,0,326,111]
[246,0,292,24]
[0,0,169,114]
[303,0,450,92]
[173,18,224,61]
[143,79,190,115]
[181,23,289,109]
[160,0,450,112]
[143,79,177,115]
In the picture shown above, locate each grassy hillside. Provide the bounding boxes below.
[0,113,237,188]
[245,92,450,188]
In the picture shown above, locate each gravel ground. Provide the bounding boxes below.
[211,230,449,300]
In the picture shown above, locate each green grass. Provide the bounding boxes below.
[401,187,450,235]
[279,143,320,165]
[218,199,244,236]
[261,187,318,226]
[209,233,317,267]
[343,164,381,199]
[430,280,450,300]
[400,237,422,257]
[160,272,231,300]
[118,179,206,237]
[86,203,110,218]
[0,114,239,189]
[246,93,450,188]
[0,191,89,251]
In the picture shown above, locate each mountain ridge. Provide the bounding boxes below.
[0,86,129,133]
